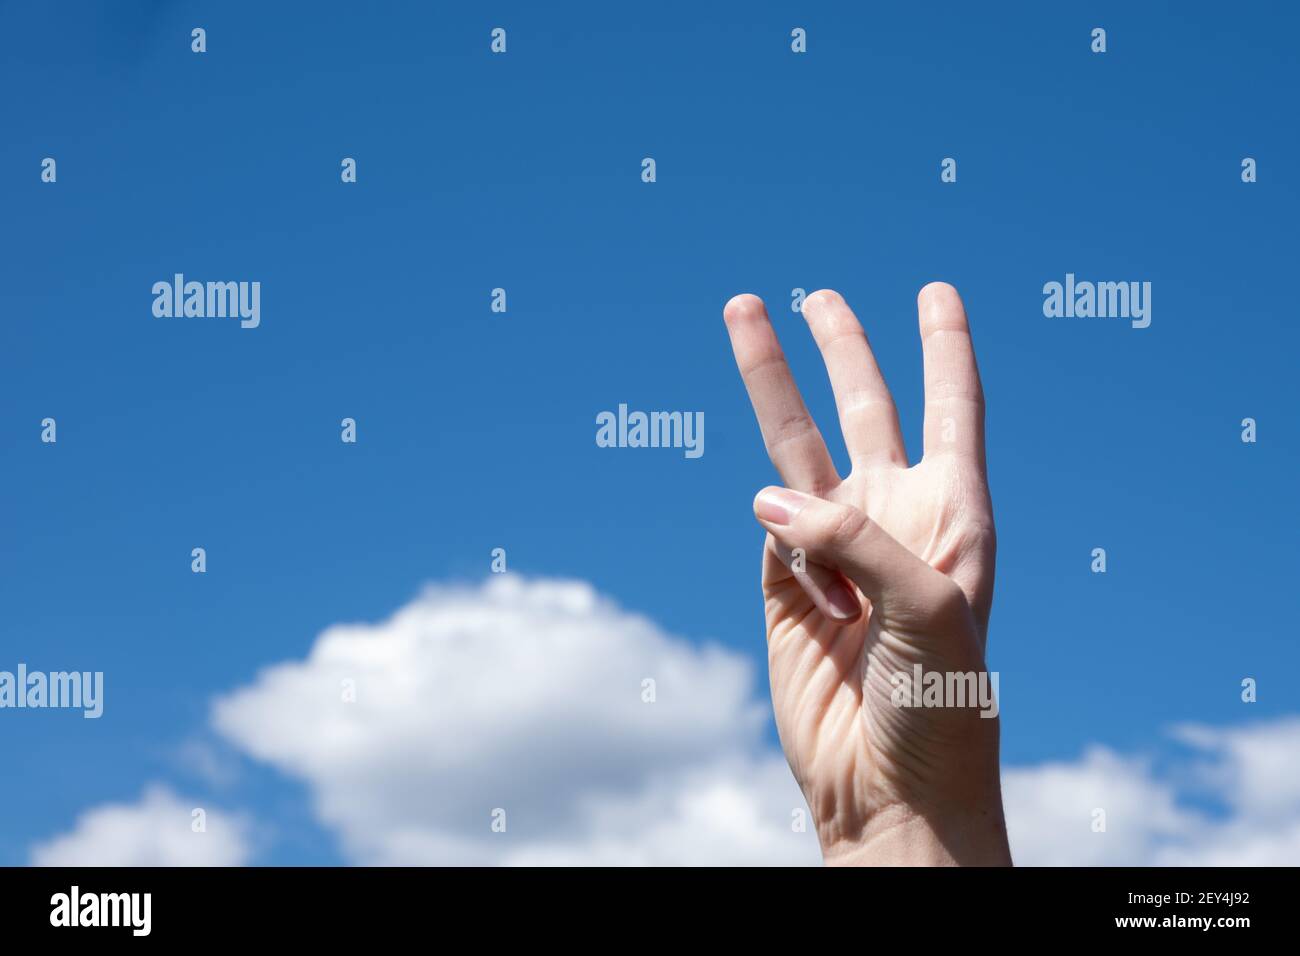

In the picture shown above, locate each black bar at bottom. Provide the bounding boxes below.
[0,866,1282,941]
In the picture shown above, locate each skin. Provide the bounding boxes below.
[722,283,1012,866]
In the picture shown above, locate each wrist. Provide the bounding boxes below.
[819,796,1012,867]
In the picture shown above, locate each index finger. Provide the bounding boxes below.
[723,294,839,495]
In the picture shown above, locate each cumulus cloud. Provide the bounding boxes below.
[1004,747,1198,866]
[1006,719,1300,866]
[30,785,253,866]
[210,576,820,865]
[1172,716,1300,821]
[34,576,1300,866]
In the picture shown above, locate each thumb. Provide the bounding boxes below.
[752,486,967,629]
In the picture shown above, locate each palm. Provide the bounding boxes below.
[724,285,998,851]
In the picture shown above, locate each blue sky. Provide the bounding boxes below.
[2,2,1297,865]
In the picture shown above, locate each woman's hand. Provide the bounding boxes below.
[722,283,1011,865]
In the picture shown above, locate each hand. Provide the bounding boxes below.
[722,284,1011,865]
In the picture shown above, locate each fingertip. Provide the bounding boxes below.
[723,293,766,325]
[800,288,845,316]
[917,281,969,334]
[823,580,864,621]
[752,485,782,521]
[918,281,960,305]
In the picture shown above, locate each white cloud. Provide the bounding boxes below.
[37,576,1300,866]
[1004,747,1199,866]
[210,576,820,866]
[1005,719,1300,866]
[30,785,253,867]
[499,756,814,866]
[1172,716,1300,820]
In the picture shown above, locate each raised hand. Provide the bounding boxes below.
[722,284,1011,865]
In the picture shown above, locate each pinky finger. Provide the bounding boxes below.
[767,537,863,624]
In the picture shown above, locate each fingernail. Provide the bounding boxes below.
[824,582,861,620]
[753,487,806,525]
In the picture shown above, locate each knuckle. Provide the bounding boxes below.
[820,504,868,548]
[928,577,973,628]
